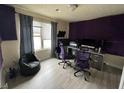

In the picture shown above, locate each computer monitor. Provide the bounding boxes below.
[69,41,78,47]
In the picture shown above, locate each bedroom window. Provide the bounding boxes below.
[33,22,42,51]
[33,20,51,51]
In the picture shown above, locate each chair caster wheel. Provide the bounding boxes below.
[63,66,66,69]
[63,67,66,69]
[74,73,78,77]
[89,72,91,76]
[84,77,88,81]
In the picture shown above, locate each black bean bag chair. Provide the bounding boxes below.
[19,53,40,76]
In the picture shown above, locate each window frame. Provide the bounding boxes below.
[33,26,42,51]
[33,20,51,51]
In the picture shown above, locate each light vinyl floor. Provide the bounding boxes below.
[8,58,122,89]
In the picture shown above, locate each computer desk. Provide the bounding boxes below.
[67,45,104,71]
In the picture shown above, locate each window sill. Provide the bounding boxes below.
[35,48,51,52]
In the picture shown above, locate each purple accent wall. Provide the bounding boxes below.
[0,5,17,41]
[69,14,124,56]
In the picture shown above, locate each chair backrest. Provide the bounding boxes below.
[77,50,90,60]
[25,53,38,62]
[59,42,65,59]
[75,50,91,68]
[20,53,38,64]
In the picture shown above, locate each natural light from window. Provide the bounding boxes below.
[33,27,41,51]
[33,21,51,51]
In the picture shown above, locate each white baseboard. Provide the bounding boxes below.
[104,54,124,70]
[0,83,8,89]
[104,62,123,70]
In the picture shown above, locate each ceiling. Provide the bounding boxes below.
[12,4,124,22]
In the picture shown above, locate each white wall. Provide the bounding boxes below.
[0,68,1,88]
[119,66,124,88]
[35,49,51,61]
[1,14,20,68]
[0,14,20,88]
[57,20,69,38]
[0,71,1,88]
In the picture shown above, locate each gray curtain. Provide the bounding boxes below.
[51,22,57,57]
[20,14,34,57]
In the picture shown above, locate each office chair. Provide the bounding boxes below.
[74,49,91,81]
[58,42,72,69]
